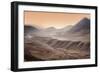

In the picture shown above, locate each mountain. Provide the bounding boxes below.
[45,25,72,33]
[24,25,38,33]
[56,25,72,35]
[24,25,39,35]
[46,27,56,31]
[54,18,90,42]
[69,18,90,34]
[24,18,90,61]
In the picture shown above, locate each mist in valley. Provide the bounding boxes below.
[24,17,90,61]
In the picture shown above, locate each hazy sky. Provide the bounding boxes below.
[24,11,90,29]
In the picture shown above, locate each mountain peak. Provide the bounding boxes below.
[24,25,39,35]
[46,27,56,30]
[68,17,90,33]
[24,25,38,30]
[82,17,89,20]
[76,17,90,27]
[80,17,89,23]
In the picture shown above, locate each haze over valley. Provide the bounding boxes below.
[24,17,90,61]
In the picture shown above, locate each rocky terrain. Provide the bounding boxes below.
[24,18,90,61]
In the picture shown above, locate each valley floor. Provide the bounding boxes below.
[24,36,90,61]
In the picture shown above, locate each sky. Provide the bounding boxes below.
[24,11,90,29]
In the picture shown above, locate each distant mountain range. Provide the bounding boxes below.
[41,17,90,35]
[62,18,89,42]
[24,17,90,41]
[24,17,90,61]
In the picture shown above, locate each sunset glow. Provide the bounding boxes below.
[24,11,90,29]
